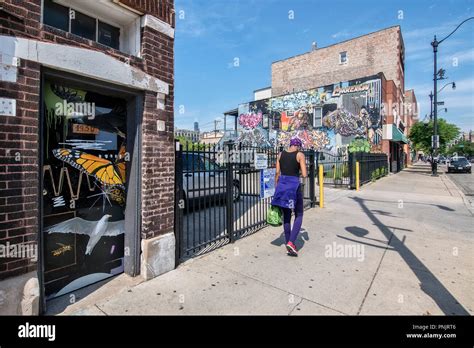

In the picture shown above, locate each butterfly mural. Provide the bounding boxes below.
[53,148,125,187]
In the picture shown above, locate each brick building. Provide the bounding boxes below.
[226,26,417,171]
[0,0,175,314]
[271,26,418,171]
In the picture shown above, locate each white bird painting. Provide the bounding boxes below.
[45,215,124,255]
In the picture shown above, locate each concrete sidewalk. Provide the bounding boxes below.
[47,162,474,315]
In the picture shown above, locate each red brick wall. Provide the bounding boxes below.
[272,26,404,97]
[118,0,175,27]
[0,59,41,279]
[140,25,175,239]
[0,0,175,278]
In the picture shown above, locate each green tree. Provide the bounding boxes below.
[447,140,474,157]
[408,119,459,153]
[175,135,210,151]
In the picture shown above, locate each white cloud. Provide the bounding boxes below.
[407,77,474,125]
[331,30,350,39]
[443,48,474,65]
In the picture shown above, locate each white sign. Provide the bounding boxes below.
[431,135,439,149]
[254,153,268,169]
[260,168,276,199]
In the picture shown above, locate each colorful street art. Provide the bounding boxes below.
[322,107,369,137]
[236,76,383,152]
[271,89,320,113]
[278,129,330,150]
[42,79,127,299]
[237,101,272,147]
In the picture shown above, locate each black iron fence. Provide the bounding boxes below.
[174,141,317,263]
[349,152,389,188]
[174,140,388,263]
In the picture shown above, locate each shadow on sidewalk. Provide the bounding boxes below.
[270,228,310,251]
[45,276,117,315]
[347,196,469,315]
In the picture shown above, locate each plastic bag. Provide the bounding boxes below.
[267,205,282,226]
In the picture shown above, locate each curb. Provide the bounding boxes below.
[442,173,474,216]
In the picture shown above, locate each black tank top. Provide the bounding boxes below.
[279,151,300,177]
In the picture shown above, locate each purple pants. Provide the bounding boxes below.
[282,186,304,244]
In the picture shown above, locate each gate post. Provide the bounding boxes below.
[348,152,354,189]
[308,150,316,207]
[174,140,183,266]
[225,141,235,243]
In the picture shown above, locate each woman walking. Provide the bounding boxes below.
[271,138,307,256]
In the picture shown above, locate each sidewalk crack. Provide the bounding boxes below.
[289,297,304,315]
[94,304,108,316]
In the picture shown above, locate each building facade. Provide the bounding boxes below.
[270,26,417,171]
[227,26,417,171]
[0,0,175,314]
[174,127,200,142]
[201,131,224,145]
[462,130,473,143]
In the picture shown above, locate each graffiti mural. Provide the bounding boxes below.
[235,77,383,152]
[271,89,320,113]
[278,129,330,150]
[237,100,272,147]
[322,107,369,137]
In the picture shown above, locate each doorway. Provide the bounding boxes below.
[39,70,142,304]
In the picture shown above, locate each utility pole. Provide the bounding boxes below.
[430,17,474,176]
[432,36,439,176]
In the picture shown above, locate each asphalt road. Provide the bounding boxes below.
[446,170,474,196]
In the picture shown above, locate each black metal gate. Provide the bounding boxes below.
[174,141,316,263]
[316,152,350,188]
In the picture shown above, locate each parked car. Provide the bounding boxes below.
[181,153,241,210]
[438,156,447,164]
[447,156,472,173]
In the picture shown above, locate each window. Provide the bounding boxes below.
[98,21,120,50]
[339,51,348,64]
[71,11,96,41]
[43,0,69,31]
[43,0,121,50]
[313,107,323,127]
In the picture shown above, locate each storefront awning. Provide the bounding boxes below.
[382,124,409,144]
[392,126,409,143]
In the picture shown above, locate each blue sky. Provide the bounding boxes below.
[174,0,474,132]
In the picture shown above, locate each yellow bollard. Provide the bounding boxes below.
[319,164,324,208]
[356,161,360,191]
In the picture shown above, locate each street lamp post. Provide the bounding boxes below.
[429,91,433,121]
[429,82,455,162]
[431,17,473,176]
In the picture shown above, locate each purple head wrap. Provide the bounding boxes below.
[290,138,302,147]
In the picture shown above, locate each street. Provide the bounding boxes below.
[46,162,474,315]
[446,170,474,196]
